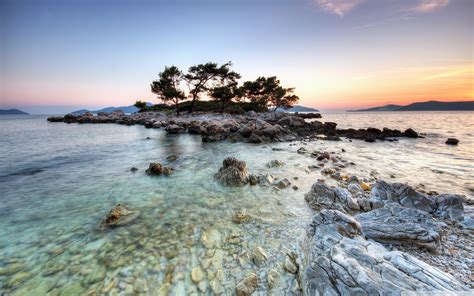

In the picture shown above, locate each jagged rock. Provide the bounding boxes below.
[214,157,249,186]
[236,273,258,296]
[371,180,465,221]
[445,138,459,145]
[356,203,445,252]
[304,182,360,213]
[146,162,173,176]
[301,209,465,295]
[266,159,285,168]
[102,204,139,227]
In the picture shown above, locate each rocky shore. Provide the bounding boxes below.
[30,111,473,295]
[47,110,419,143]
[210,156,473,293]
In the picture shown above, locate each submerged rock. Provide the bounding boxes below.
[301,209,465,294]
[233,211,251,224]
[266,159,285,168]
[214,157,250,186]
[102,204,139,227]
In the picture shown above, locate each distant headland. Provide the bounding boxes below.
[0,109,29,115]
[349,100,474,112]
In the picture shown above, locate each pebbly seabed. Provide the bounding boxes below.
[0,112,472,295]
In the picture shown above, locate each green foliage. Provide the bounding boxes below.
[148,61,298,114]
[134,100,148,112]
[184,61,236,113]
[150,66,186,115]
[240,76,299,111]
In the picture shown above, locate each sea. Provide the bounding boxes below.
[0,111,473,295]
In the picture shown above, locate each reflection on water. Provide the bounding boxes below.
[0,112,473,294]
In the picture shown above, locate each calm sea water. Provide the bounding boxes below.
[0,112,473,295]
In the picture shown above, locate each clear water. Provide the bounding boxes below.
[0,112,473,295]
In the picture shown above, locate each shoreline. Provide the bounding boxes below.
[47,110,420,143]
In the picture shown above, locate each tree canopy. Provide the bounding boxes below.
[146,62,299,114]
[150,66,186,115]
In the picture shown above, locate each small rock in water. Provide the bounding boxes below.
[4,271,32,288]
[252,246,268,266]
[130,167,138,172]
[248,174,258,185]
[102,204,139,227]
[275,178,291,189]
[146,162,173,176]
[292,185,299,190]
[258,174,274,186]
[267,269,280,289]
[166,154,179,161]
[266,159,285,168]
[446,138,459,145]
[283,254,299,274]
[236,273,258,296]
[233,211,251,224]
[191,266,205,283]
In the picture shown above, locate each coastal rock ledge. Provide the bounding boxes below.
[47,111,420,143]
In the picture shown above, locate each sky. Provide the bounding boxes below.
[0,0,473,113]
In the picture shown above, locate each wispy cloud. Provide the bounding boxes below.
[315,0,365,17]
[409,0,450,14]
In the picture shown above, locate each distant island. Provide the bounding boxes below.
[277,105,319,113]
[349,100,474,112]
[71,103,153,115]
[0,109,29,115]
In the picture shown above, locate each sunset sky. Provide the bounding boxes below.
[1,0,472,113]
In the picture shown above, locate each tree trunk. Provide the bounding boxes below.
[175,100,180,116]
[188,93,197,113]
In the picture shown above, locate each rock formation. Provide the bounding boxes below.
[214,157,250,186]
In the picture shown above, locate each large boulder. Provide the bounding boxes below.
[356,203,445,252]
[301,209,465,295]
[371,181,465,222]
[214,157,250,186]
[304,182,360,213]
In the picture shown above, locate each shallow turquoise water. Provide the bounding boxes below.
[0,112,473,295]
